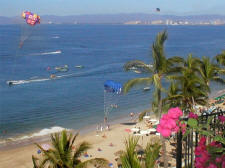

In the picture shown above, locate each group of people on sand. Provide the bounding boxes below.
[96,116,110,136]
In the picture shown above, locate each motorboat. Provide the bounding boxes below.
[55,65,69,72]
[143,87,150,91]
[75,65,84,68]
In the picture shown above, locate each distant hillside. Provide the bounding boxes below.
[1,13,225,24]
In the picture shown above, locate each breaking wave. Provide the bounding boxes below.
[0,126,68,145]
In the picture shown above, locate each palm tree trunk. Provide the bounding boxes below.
[161,136,168,168]
[157,89,168,168]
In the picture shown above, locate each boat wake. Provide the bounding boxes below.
[6,63,124,86]
[7,78,50,85]
[52,36,60,39]
[31,50,62,56]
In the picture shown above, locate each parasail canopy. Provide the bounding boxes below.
[104,80,122,94]
[21,11,40,26]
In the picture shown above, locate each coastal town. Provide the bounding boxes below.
[124,19,225,25]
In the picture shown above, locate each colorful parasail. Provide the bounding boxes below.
[21,11,40,26]
[104,80,122,94]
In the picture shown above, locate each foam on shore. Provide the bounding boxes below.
[0,126,69,148]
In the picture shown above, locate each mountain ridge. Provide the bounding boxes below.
[1,13,225,24]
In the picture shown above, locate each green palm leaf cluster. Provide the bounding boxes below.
[215,50,225,66]
[165,54,224,112]
[32,130,108,168]
[120,136,161,168]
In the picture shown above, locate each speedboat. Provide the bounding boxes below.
[143,87,150,91]
[7,80,28,85]
[75,65,84,68]
[55,65,69,72]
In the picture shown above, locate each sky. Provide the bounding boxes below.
[1,0,225,17]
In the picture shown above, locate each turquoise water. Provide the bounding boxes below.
[0,25,224,143]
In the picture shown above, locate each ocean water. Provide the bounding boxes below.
[0,24,225,144]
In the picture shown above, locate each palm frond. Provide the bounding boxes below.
[138,108,152,121]
[145,142,161,168]
[123,77,153,94]
[120,136,141,168]
[215,50,225,66]
[32,155,41,168]
[73,141,91,162]
[123,60,153,73]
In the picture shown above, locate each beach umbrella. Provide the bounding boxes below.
[41,144,51,151]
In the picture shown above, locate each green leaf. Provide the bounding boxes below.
[187,118,198,128]
[207,116,214,125]
[214,136,225,145]
[199,130,212,136]
[207,146,224,154]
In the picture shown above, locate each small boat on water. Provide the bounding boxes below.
[129,67,137,70]
[7,80,21,86]
[134,70,141,74]
[75,65,84,68]
[143,87,150,91]
[55,65,69,72]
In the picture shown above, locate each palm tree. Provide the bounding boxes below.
[166,54,210,113]
[120,136,161,168]
[32,130,108,168]
[166,69,209,113]
[123,30,182,168]
[123,30,182,117]
[199,56,224,87]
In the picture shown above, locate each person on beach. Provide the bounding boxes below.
[104,116,107,124]
[130,112,134,121]
[100,124,103,132]
[96,124,100,134]
[106,124,110,131]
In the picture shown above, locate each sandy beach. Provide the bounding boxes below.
[0,118,165,168]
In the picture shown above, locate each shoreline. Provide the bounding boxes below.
[0,115,158,168]
[0,89,224,168]
[0,113,137,150]
[0,88,224,150]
